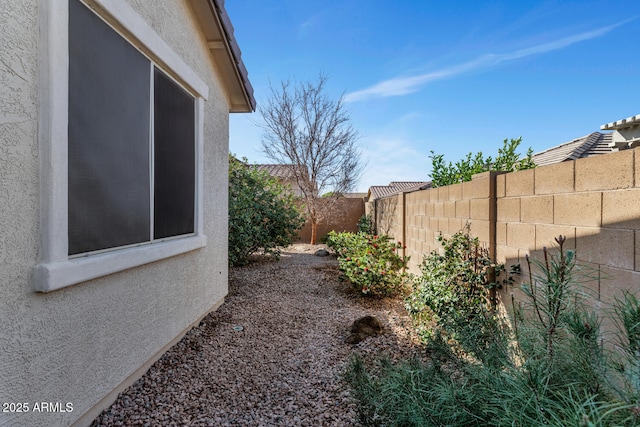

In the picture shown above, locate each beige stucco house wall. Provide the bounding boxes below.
[0,1,253,426]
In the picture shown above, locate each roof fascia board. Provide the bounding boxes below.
[189,0,255,112]
[600,114,640,130]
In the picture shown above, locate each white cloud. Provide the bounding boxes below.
[344,20,631,103]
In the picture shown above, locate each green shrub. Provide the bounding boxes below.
[612,291,640,411]
[430,136,536,187]
[356,214,376,235]
[346,235,640,426]
[326,231,409,297]
[406,224,509,354]
[228,155,305,266]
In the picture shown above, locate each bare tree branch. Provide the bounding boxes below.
[259,74,363,244]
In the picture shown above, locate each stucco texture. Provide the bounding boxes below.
[0,1,231,426]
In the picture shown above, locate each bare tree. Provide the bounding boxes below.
[260,75,362,244]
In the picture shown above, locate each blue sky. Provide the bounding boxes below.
[226,1,640,192]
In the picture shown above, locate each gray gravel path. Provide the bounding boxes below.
[91,245,422,426]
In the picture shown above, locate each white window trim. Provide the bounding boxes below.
[35,0,209,292]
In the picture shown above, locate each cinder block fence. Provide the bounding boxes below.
[297,197,365,242]
[371,147,640,334]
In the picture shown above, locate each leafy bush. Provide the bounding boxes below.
[346,236,640,426]
[326,231,409,297]
[430,137,536,187]
[228,155,305,266]
[356,214,376,235]
[406,225,509,348]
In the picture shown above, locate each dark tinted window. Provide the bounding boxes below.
[153,69,195,239]
[68,0,151,255]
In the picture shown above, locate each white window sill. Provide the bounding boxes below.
[34,235,207,292]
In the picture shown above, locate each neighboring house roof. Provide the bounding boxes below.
[600,113,640,130]
[533,113,640,167]
[388,181,431,192]
[368,186,400,200]
[189,0,256,112]
[532,132,613,167]
[395,181,433,193]
[367,181,431,201]
[254,164,306,196]
[254,164,298,179]
[342,192,367,199]
[600,113,640,151]
[255,165,366,198]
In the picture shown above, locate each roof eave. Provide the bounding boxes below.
[188,0,256,113]
[600,114,640,131]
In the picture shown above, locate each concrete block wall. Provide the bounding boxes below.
[373,147,640,340]
[297,197,364,242]
[375,194,403,237]
[496,149,640,337]
[377,172,494,273]
[405,189,434,271]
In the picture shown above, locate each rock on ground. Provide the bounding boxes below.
[91,244,424,426]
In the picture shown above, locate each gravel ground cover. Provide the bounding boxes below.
[91,244,424,426]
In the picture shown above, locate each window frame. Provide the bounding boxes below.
[35,0,209,292]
